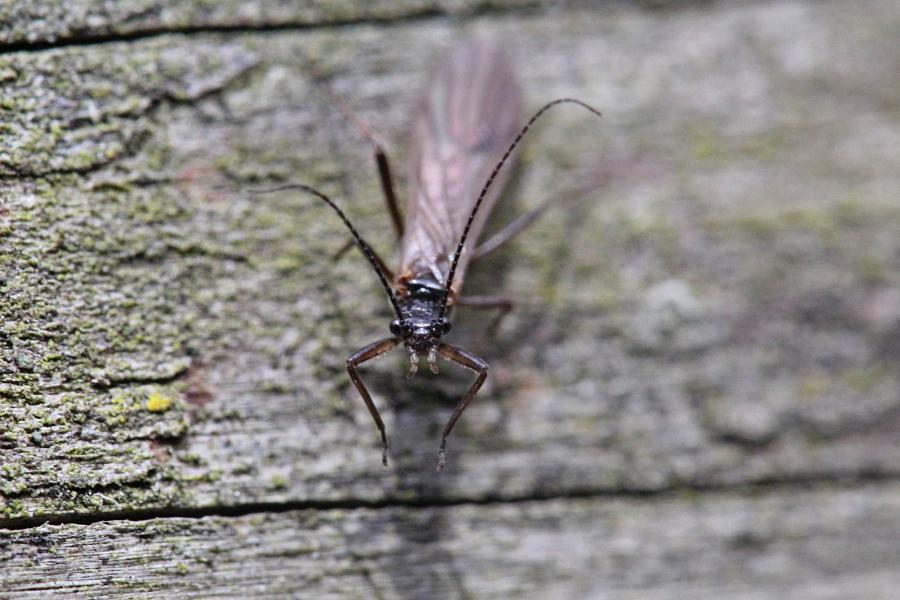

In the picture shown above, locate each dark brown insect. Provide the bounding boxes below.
[261,39,601,471]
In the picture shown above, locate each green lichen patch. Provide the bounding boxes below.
[0,38,257,178]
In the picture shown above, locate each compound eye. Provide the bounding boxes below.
[441,318,452,334]
[389,319,402,336]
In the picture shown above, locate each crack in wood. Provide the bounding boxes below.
[0,8,460,56]
[0,1,705,57]
[3,471,897,532]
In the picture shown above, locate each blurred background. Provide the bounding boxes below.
[1,1,898,597]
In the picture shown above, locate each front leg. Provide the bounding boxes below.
[347,337,400,466]
[435,343,490,472]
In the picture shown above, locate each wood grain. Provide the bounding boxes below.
[3,483,899,598]
[1,0,899,596]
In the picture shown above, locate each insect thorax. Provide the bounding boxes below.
[399,279,446,323]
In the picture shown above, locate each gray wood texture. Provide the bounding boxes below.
[1,0,899,597]
[2,484,898,598]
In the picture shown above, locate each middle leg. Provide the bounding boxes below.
[455,295,515,335]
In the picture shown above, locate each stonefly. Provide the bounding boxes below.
[258,39,601,471]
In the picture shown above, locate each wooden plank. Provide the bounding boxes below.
[2,0,900,524]
[0,0,542,46]
[2,482,899,598]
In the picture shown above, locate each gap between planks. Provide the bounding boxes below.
[2,471,897,532]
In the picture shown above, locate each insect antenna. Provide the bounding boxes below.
[438,98,603,320]
[250,183,403,319]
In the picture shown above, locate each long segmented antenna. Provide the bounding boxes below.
[251,183,403,319]
[437,98,603,320]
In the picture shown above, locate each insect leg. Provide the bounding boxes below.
[311,72,404,240]
[435,343,490,472]
[332,239,396,282]
[472,203,548,260]
[332,239,355,261]
[454,295,514,335]
[346,337,401,466]
[374,148,404,240]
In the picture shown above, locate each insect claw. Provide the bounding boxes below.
[436,449,445,472]
[380,431,389,466]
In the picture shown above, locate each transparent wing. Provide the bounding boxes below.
[398,38,522,293]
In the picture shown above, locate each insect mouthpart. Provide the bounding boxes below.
[392,315,449,378]
[404,340,440,378]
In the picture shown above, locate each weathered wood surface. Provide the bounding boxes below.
[0,0,545,46]
[1,0,899,596]
[3,484,899,599]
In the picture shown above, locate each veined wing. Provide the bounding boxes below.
[398,38,522,294]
